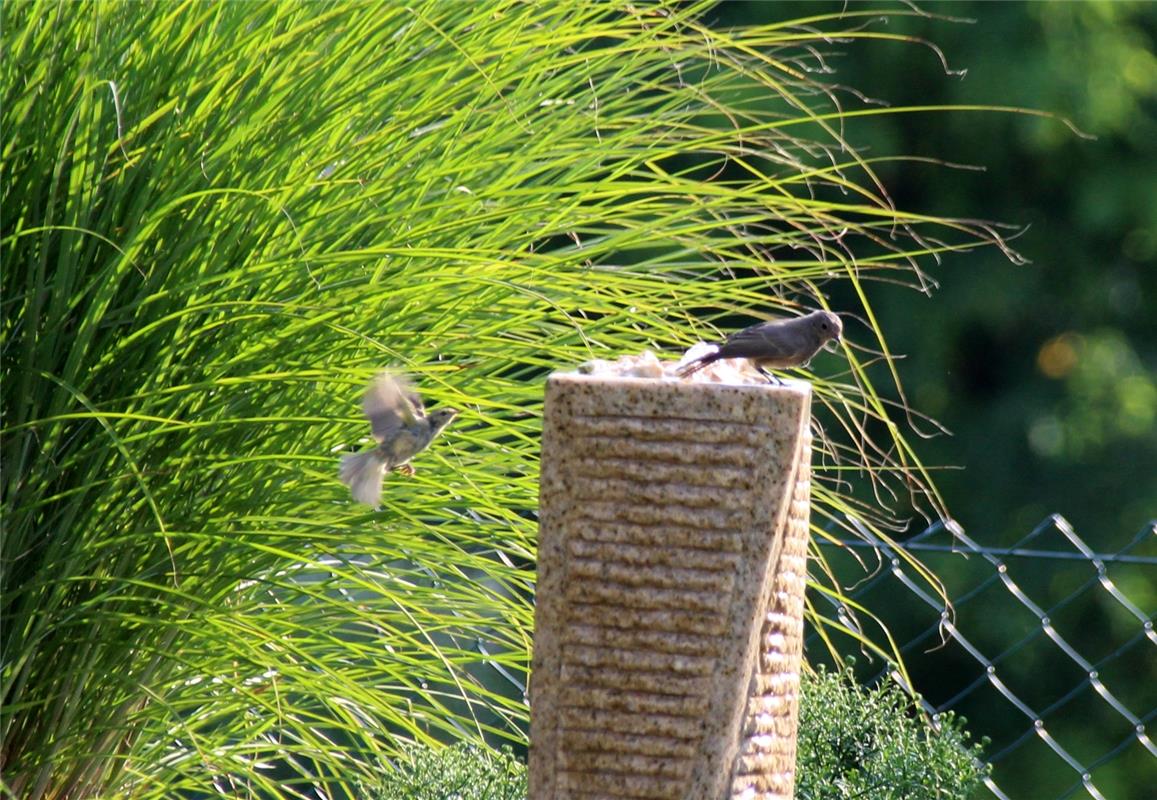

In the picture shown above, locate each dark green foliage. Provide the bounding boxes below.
[361,744,527,800]
[723,5,1156,798]
[360,669,988,800]
[721,1,1157,541]
[796,666,989,800]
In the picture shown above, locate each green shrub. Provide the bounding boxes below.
[361,744,527,800]
[360,668,986,800]
[796,665,989,800]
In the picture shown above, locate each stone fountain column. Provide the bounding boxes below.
[529,372,812,800]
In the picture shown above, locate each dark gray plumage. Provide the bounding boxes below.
[339,373,458,506]
[678,310,843,382]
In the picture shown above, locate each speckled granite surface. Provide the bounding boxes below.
[530,373,812,800]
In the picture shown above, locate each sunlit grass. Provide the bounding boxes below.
[2,1,1034,796]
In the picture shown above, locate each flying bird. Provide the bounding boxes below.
[678,310,843,382]
[338,372,458,506]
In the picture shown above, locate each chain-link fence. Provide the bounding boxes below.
[809,515,1157,800]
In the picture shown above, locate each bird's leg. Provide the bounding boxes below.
[756,364,784,386]
[395,463,416,477]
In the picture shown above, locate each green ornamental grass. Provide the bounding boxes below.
[2,2,1055,797]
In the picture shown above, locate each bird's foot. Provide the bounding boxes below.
[395,463,416,477]
[756,366,784,386]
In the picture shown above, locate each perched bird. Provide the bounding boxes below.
[339,373,458,506]
[678,310,843,382]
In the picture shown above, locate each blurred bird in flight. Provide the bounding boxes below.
[339,372,458,507]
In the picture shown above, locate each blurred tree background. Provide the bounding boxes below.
[719,0,1156,541]
[715,4,1157,798]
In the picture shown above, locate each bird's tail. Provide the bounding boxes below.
[676,352,719,378]
[339,450,386,507]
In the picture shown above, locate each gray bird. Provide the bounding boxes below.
[678,310,843,382]
[339,372,458,506]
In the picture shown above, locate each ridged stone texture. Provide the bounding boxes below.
[530,373,811,800]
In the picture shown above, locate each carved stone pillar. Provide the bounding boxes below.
[530,373,811,800]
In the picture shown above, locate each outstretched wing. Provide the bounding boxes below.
[362,372,423,442]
